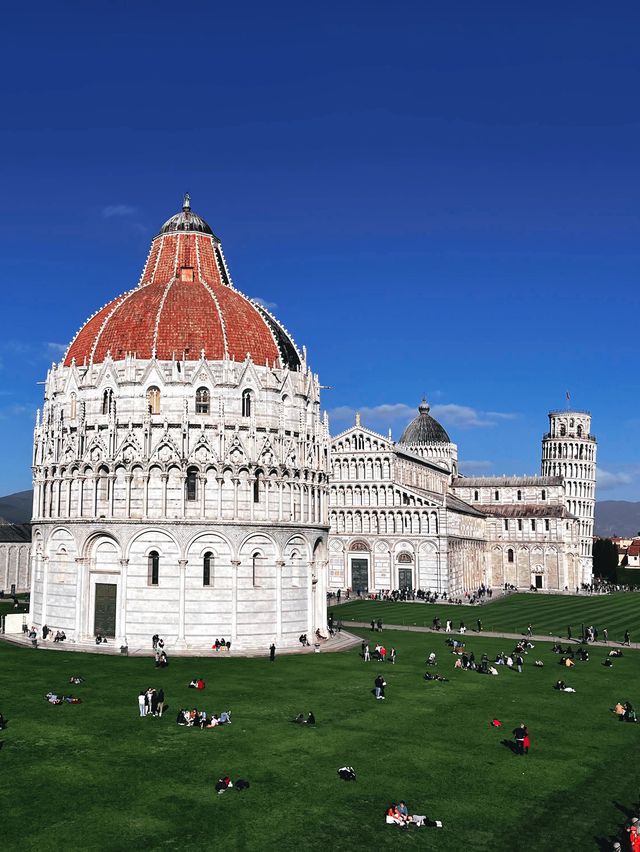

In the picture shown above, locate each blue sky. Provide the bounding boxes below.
[0,1,638,498]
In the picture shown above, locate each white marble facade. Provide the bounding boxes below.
[30,199,330,650]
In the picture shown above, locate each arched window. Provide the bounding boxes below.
[541,489,546,501]
[252,552,261,586]
[504,519,509,530]
[494,490,499,501]
[70,393,77,420]
[195,387,210,414]
[253,470,262,503]
[474,490,479,501]
[559,424,566,437]
[186,466,198,501]
[242,389,252,418]
[203,551,213,586]
[577,425,583,437]
[507,548,514,564]
[102,388,113,415]
[517,490,522,501]
[148,550,159,585]
[147,386,161,415]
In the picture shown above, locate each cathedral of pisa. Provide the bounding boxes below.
[29,196,596,650]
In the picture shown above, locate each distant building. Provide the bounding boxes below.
[0,523,31,593]
[329,402,596,595]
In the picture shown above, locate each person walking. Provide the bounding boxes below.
[363,643,370,662]
[567,625,572,641]
[523,727,531,755]
[390,647,396,665]
[445,620,452,633]
[157,688,165,718]
[477,618,482,633]
[374,674,386,700]
[459,621,466,634]
[370,620,375,632]
[516,654,524,674]
[377,619,383,633]
[269,643,276,661]
[150,689,159,717]
[527,623,533,637]
[603,628,608,644]
[624,630,631,646]
[138,691,146,717]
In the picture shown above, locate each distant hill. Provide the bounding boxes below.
[0,489,638,538]
[0,490,33,524]
[595,501,640,538]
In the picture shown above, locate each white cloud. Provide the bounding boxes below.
[252,297,278,310]
[102,204,137,218]
[328,401,517,435]
[597,467,633,490]
[46,342,66,358]
[459,459,493,473]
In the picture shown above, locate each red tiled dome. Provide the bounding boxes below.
[64,198,301,370]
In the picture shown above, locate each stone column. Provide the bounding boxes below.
[180,474,187,518]
[142,472,149,518]
[53,477,61,518]
[41,555,49,628]
[74,557,87,640]
[108,474,116,517]
[216,475,224,519]
[92,473,99,518]
[232,476,239,519]
[78,475,85,517]
[231,559,240,643]
[307,563,315,638]
[278,479,284,521]
[161,473,169,517]
[125,473,132,519]
[289,482,294,521]
[118,559,129,647]
[199,475,207,519]
[177,559,188,647]
[275,559,284,641]
[66,478,72,518]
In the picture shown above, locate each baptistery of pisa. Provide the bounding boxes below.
[30,196,329,651]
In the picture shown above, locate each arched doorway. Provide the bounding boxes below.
[349,540,369,594]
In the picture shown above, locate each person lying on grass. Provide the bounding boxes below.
[385,802,442,829]
[292,712,315,724]
[45,693,81,704]
[69,676,84,684]
[188,678,205,689]
[424,672,449,682]
[553,680,576,692]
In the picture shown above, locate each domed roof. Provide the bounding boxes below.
[157,193,217,238]
[399,400,451,445]
[64,196,301,370]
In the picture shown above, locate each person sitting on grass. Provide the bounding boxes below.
[424,672,449,682]
[624,702,637,723]
[614,702,625,719]
[562,657,575,668]
[188,678,205,690]
[215,776,233,794]
[156,652,168,668]
[534,660,544,667]
[426,652,437,666]
[219,710,232,724]
[553,680,576,692]
[609,649,624,658]
[578,648,589,662]
[386,805,407,826]
[603,658,614,668]
[69,676,84,684]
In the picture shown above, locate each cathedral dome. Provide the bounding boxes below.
[399,400,451,445]
[64,195,301,370]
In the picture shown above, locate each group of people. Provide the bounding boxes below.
[292,712,315,725]
[613,701,637,722]
[385,801,442,829]
[137,687,165,717]
[361,642,396,663]
[176,708,231,728]
[212,638,231,652]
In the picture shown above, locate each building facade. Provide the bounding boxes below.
[328,402,593,596]
[30,197,330,650]
[0,523,31,594]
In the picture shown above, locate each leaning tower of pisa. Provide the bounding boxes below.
[541,410,597,585]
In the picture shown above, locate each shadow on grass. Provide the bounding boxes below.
[500,739,520,755]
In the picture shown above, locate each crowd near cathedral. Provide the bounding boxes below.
[22,195,596,651]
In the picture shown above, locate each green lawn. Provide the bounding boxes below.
[334,592,640,641]
[0,628,638,851]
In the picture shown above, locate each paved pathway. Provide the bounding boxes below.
[343,620,640,650]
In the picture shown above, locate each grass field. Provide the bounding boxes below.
[334,592,640,641]
[1,626,639,851]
